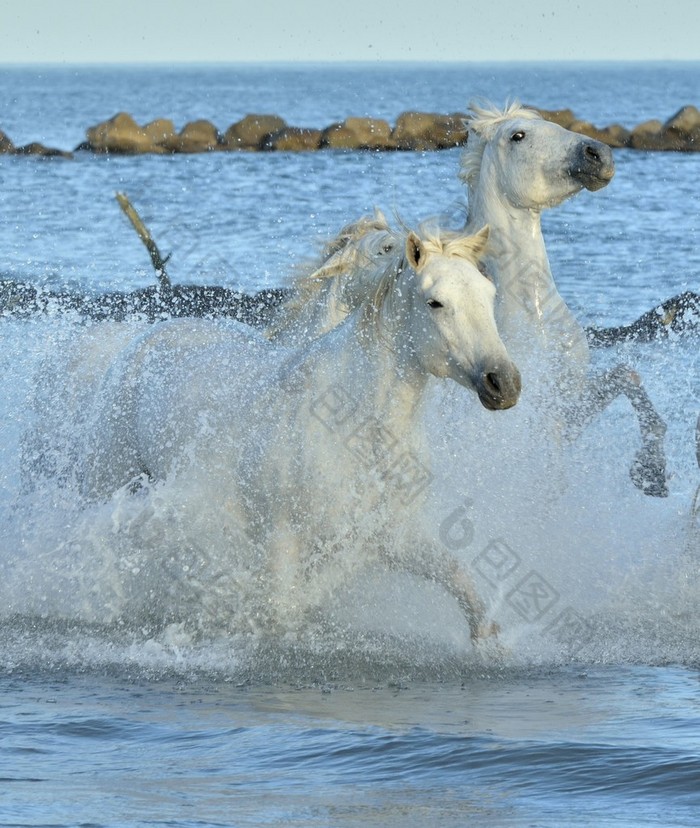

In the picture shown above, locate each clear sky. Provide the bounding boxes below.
[1,0,698,63]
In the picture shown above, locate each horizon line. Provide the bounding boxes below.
[0,58,699,68]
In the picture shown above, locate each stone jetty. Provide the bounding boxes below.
[0,105,699,157]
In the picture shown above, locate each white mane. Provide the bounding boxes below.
[265,210,394,341]
[459,100,542,186]
[286,210,391,307]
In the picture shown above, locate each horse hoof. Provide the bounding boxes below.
[630,450,669,498]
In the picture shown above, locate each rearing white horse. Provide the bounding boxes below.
[461,100,667,496]
[460,101,610,381]
[58,225,521,641]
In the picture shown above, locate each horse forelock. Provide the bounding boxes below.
[469,99,541,136]
[412,224,484,266]
[441,234,486,264]
[459,99,542,186]
[361,227,476,336]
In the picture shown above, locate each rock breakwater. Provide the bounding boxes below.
[1,105,699,157]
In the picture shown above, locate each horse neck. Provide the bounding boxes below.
[467,181,554,316]
[467,178,590,379]
[299,295,430,438]
[273,278,344,343]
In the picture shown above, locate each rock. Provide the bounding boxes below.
[14,142,72,159]
[222,114,287,150]
[392,111,468,150]
[85,112,156,154]
[143,118,177,149]
[627,113,700,152]
[0,130,14,153]
[598,123,632,148]
[569,119,630,148]
[661,105,700,151]
[173,119,221,153]
[262,127,323,151]
[321,117,396,150]
[536,108,577,129]
[628,119,667,151]
[664,105,700,136]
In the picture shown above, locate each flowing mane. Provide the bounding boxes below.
[265,209,395,341]
[282,210,392,309]
[459,100,542,187]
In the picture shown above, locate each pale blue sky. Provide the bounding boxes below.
[1,0,698,63]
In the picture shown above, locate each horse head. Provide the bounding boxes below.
[386,226,522,411]
[460,100,615,211]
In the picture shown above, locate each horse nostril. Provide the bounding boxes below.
[585,144,601,163]
[573,140,614,190]
[485,372,502,395]
[479,366,521,410]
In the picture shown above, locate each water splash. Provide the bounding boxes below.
[0,314,698,682]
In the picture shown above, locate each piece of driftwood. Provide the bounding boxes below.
[115,191,172,297]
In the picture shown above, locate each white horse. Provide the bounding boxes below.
[73,226,521,641]
[461,100,667,496]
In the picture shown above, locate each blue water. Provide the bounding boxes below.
[0,64,699,827]
[3,666,699,827]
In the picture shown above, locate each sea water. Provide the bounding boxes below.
[0,63,698,827]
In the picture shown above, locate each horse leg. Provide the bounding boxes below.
[385,541,497,642]
[571,364,668,497]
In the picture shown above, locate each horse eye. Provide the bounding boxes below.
[510,130,525,142]
[426,298,444,309]
[380,243,394,254]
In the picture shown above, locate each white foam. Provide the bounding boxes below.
[0,316,697,679]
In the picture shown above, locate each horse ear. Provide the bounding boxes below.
[406,232,424,270]
[463,225,490,262]
[374,207,388,226]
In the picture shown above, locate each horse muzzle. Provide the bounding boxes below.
[477,364,522,411]
[570,138,615,191]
